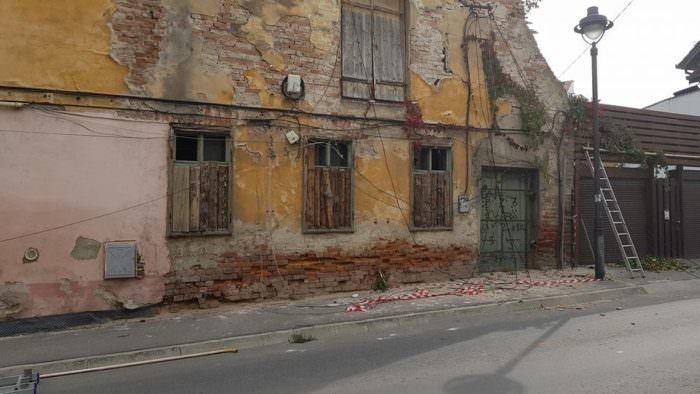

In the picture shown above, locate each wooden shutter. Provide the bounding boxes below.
[304,144,353,231]
[372,9,405,102]
[171,163,230,234]
[341,4,373,100]
[413,172,451,228]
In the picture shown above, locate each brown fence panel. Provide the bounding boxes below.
[577,168,651,265]
[575,104,700,166]
[681,171,700,258]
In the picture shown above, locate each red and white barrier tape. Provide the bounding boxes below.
[345,276,600,312]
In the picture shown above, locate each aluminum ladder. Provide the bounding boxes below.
[0,369,39,394]
[585,151,645,278]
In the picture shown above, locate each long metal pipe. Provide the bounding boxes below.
[39,348,238,379]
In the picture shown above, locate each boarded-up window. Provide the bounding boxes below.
[170,130,231,235]
[303,140,353,232]
[412,145,452,229]
[341,0,405,102]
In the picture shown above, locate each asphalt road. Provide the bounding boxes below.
[41,290,700,394]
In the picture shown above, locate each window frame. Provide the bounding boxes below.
[340,0,408,103]
[410,142,454,231]
[173,132,231,164]
[302,138,355,234]
[168,126,233,237]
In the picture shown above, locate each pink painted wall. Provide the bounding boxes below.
[0,107,170,318]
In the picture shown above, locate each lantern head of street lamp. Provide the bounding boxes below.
[574,6,614,44]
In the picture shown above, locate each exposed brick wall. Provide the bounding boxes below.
[110,0,166,93]
[106,0,572,303]
[164,241,476,303]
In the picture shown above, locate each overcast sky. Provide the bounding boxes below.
[528,0,699,108]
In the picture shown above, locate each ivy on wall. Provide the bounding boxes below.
[480,39,547,147]
[567,94,668,168]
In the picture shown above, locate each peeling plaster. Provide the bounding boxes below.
[0,0,128,92]
[239,0,337,71]
[70,236,102,261]
[0,282,29,319]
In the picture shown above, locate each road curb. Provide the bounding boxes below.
[0,285,647,377]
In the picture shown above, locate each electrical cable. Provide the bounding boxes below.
[0,186,191,244]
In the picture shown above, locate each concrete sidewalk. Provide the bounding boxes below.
[1,266,698,376]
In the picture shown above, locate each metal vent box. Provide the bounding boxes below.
[104,241,137,279]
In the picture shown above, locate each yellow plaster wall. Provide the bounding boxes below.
[230,128,467,231]
[0,0,128,93]
[354,140,411,223]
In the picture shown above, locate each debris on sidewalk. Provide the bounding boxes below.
[345,271,603,313]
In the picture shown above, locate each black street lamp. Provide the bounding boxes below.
[574,7,613,280]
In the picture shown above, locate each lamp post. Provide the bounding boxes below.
[574,7,613,280]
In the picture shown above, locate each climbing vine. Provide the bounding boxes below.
[524,0,542,14]
[480,39,547,147]
[567,94,668,168]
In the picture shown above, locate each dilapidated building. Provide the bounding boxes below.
[0,0,570,318]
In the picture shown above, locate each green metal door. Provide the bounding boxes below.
[480,167,535,272]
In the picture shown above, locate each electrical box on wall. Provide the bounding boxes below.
[281,74,305,100]
[286,130,300,144]
[458,195,470,213]
[104,241,137,279]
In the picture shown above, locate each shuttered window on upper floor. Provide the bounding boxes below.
[169,128,231,236]
[341,0,405,102]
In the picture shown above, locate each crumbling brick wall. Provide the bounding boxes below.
[0,0,572,316]
[165,241,475,303]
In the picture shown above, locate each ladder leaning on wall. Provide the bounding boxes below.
[585,151,645,278]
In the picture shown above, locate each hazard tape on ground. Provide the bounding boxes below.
[345,276,600,313]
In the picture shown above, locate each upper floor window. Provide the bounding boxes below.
[341,0,406,102]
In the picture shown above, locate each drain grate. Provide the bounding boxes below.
[0,307,157,337]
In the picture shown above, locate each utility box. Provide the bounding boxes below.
[104,241,137,279]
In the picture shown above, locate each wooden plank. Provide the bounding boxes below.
[304,166,314,229]
[171,166,190,233]
[323,168,334,228]
[341,80,371,100]
[199,164,210,231]
[341,4,372,98]
[331,168,340,227]
[374,0,402,12]
[604,107,700,128]
[413,174,422,227]
[650,178,659,256]
[430,173,438,227]
[314,168,322,229]
[218,165,229,230]
[303,145,314,230]
[372,11,404,102]
[208,164,218,229]
[443,173,451,226]
[189,166,200,232]
[342,169,351,227]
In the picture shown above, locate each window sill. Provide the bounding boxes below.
[410,226,454,232]
[303,228,355,234]
[340,96,405,106]
[167,230,232,238]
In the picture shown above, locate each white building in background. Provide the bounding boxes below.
[646,85,700,116]
[646,42,700,116]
